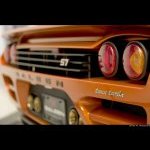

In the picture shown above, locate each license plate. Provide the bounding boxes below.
[42,94,66,124]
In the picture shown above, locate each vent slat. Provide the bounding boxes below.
[12,61,89,72]
[15,56,88,65]
[16,51,91,57]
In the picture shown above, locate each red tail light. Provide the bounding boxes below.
[10,44,16,63]
[123,41,148,80]
[3,47,10,63]
[3,44,16,64]
[98,42,119,77]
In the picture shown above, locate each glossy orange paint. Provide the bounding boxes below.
[1,25,150,125]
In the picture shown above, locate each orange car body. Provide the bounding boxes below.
[1,25,150,125]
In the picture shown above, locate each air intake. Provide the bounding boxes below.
[11,48,98,78]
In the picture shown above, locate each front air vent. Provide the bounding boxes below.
[90,99,147,125]
[8,89,17,102]
[3,75,13,86]
[12,49,99,78]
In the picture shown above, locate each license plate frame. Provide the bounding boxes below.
[42,93,67,125]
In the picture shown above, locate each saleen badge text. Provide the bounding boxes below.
[95,88,125,98]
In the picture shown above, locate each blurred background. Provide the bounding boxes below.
[0,25,31,124]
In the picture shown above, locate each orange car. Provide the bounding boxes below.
[1,25,150,125]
